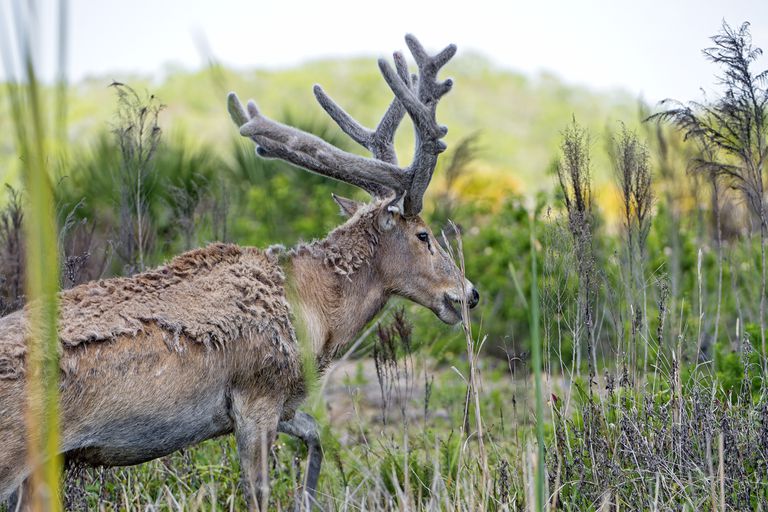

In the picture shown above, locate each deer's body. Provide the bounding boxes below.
[0,35,479,510]
[0,200,477,506]
[0,244,303,498]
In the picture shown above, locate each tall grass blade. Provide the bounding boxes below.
[529,212,545,511]
[1,1,64,509]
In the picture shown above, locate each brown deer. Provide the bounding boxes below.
[0,34,478,510]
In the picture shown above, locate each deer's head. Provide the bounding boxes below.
[228,34,478,325]
[332,194,478,324]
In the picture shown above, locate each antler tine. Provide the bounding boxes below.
[227,92,407,197]
[227,92,249,126]
[378,34,456,215]
[370,52,412,164]
[405,34,456,103]
[313,51,412,166]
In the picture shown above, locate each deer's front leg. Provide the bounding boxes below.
[278,411,323,510]
[232,392,281,511]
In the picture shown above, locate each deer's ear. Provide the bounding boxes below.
[378,194,405,231]
[332,194,363,217]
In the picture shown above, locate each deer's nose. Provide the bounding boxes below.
[469,288,480,309]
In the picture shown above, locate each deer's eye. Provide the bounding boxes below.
[416,232,429,243]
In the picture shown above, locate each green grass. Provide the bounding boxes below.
[3,19,64,512]
[60,357,532,511]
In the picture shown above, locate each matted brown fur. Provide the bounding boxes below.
[0,311,25,380]
[0,243,299,381]
[290,203,380,278]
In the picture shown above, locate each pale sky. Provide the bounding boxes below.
[2,0,768,104]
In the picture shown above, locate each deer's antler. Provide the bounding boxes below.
[228,34,456,216]
[380,35,456,214]
[227,94,407,196]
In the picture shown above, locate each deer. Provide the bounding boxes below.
[0,34,479,511]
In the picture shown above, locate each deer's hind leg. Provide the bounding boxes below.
[278,411,323,511]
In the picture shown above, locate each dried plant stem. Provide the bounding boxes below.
[110,82,163,275]
[718,433,725,512]
[696,248,704,362]
[136,171,144,271]
[446,222,490,504]
[761,226,767,373]
[712,175,723,347]
[556,118,597,391]
[529,213,546,511]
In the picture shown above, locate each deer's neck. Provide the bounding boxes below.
[287,252,388,370]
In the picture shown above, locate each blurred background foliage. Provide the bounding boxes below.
[0,56,637,193]
[0,50,762,369]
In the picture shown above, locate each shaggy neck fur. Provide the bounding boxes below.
[286,202,388,370]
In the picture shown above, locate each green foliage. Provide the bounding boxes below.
[710,331,766,401]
